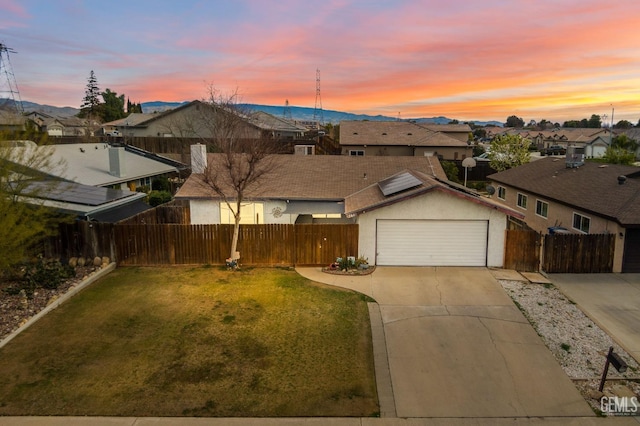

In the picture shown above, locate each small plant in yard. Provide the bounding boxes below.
[10,256,75,297]
[561,343,571,352]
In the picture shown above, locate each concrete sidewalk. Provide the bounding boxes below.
[549,273,640,363]
[1,416,639,426]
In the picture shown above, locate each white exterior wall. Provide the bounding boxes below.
[263,201,297,224]
[190,199,220,224]
[189,199,299,224]
[357,191,508,267]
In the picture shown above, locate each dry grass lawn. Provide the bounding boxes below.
[0,266,378,417]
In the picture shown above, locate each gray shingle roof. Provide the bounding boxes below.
[488,157,640,226]
[175,154,448,200]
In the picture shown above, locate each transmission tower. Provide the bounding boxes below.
[313,68,324,126]
[283,99,292,120]
[0,42,24,113]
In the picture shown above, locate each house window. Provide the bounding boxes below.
[349,150,364,156]
[572,213,590,233]
[517,193,528,209]
[497,186,506,200]
[535,200,549,218]
[220,202,264,224]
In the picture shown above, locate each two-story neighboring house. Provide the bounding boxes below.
[102,100,307,141]
[488,157,640,272]
[339,121,472,160]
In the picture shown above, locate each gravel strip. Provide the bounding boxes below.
[500,279,640,415]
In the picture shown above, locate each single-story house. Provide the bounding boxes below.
[175,145,521,267]
[339,121,472,160]
[16,141,182,192]
[488,157,640,272]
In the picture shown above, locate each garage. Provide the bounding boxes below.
[376,219,488,266]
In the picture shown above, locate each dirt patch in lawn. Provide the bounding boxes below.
[0,266,378,417]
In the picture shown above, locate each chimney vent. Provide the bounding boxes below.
[191,144,208,173]
[618,175,627,185]
[108,146,126,177]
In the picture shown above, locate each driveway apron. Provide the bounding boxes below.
[297,266,593,418]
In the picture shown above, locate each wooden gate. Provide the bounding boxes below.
[503,229,541,272]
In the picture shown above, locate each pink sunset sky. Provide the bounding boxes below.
[1,0,639,123]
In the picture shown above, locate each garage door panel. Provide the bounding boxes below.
[377,220,487,266]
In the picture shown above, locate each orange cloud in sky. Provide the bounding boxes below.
[7,0,640,123]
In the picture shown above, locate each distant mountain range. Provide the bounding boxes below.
[15,99,503,127]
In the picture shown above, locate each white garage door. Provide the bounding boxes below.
[376,219,488,266]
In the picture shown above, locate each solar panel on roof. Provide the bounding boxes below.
[378,172,422,196]
[28,181,136,206]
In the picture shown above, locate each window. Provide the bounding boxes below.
[349,150,364,156]
[517,193,528,209]
[497,186,506,200]
[535,200,549,218]
[572,213,590,233]
[220,202,264,224]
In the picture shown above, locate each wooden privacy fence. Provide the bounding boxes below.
[503,229,616,273]
[542,233,615,273]
[46,222,359,267]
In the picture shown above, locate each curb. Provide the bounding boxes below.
[0,262,117,350]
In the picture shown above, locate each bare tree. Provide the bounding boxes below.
[198,87,283,266]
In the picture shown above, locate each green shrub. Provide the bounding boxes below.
[148,190,172,207]
[23,258,75,293]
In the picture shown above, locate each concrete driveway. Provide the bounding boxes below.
[549,273,640,364]
[297,266,593,418]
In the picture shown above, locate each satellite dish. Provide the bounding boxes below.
[486,185,496,195]
[462,157,476,168]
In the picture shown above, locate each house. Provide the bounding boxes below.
[488,157,640,272]
[0,109,26,132]
[175,145,521,267]
[339,121,472,160]
[102,100,307,141]
[26,142,181,192]
[2,141,151,222]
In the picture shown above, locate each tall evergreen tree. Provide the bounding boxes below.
[79,70,101,118]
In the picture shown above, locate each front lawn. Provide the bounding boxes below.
[0,266,378,417]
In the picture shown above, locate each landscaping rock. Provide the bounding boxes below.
[93,256,102,266]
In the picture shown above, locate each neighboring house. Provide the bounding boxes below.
[489,127,617,159]
[0,109,26,132]
[339,121,472,160]
[102,100,307,141]
[175,146,521,267]
[488,157,640,272]
[35,142,181,191]
[3,141,151,222]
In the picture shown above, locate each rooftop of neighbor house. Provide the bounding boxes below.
[175,154,449,201]
[488,157,640,225]
[339,120,470,147]
[10,143,178,187]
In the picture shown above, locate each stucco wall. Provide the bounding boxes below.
[357,190,508,267]
[190,199,220,224]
